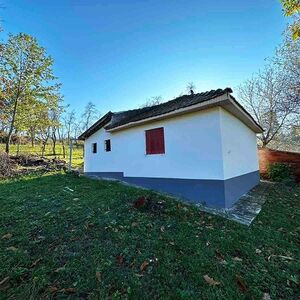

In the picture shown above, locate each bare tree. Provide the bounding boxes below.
[81,102,100,132]
[238,37,300,147]
[63,109,76,145]
[186,82,196,95]
[140,96,162,108]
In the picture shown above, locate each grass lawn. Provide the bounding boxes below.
[0,173,299,299]
[0,143,84,169]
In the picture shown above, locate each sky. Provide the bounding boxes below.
[3,0,288,115]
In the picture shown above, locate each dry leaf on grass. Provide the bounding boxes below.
[140,261,149,271]
[236,276,247,292]
[2,233,12,240]
[96,271,101,282]
[256,249,262,254]
[0,276,10,290]
[60,287,76,294]
[215,250,225,261]
[232,257,243,262]
[48,286,59,293]
[203,275,220,286]
[268,254,293,261]
[6,246,17,252]
[263,292,271,300]
[116,255,124,265]
[31,258,42,267]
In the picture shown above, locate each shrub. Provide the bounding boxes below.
[267,162,294,183]
[0,151,14,178]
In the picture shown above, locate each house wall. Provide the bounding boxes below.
[219,108,260,207]
[84,107,224,180]
[84,107,260,208]
[219,108,259,179]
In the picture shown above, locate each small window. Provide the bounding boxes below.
[105,139,111,152]
[92,143,97,153]
[145,127,165,155]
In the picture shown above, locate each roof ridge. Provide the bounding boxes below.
[79,87,235,139]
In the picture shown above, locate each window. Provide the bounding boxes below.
[105,139,111,152]
[92,143,97,153]
[145,127,165,155]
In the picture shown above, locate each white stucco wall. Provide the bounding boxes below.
[84,107,259,180]
[84,107,225,180]
[219,108,259,179]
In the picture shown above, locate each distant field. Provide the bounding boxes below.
[0,143,84,169]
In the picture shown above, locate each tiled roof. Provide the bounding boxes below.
[78,87,262,140]
[106,88,233,130]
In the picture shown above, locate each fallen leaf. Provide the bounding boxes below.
[64,187,74,192]
[131,222,138,227]
[169,241,175,246]
[263,292,271,300]
[268,254,293,261]
[48,286,59,293]
[256,249,262,254]
[6,246,17,252]
[84,222,94,230]
[203,275,220,286]
[236,276,247,292]
[206,241,210,246]
[54,266,66,273]
[31,258,42,267]
[232,257,243,262]
[215,250,225,261]
[133,197,146,208]
[140,261,149,271]
[96,271,101,282]
[2,233,12,240]
[277,255,293,260]
[116,255,124,265]
[60,287,76,293]
[0,277,10,290]
[160,226,165,232]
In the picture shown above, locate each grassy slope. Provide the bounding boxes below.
[0,143,84,168]
[0,173,299,299]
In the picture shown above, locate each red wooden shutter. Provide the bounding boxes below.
[145,127,165,154]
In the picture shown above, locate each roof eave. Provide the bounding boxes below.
[106,95,263,134]
[105,94,229,132]
[78,112,113,140]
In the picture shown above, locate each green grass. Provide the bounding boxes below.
[0,173,299,299]
[0,143,84,168]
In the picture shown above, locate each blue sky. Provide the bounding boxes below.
[3,0,287,114]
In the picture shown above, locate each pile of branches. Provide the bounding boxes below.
[0,152,14,178]
[0,153,67,178]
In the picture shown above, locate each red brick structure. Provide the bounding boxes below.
[258,148,300,182]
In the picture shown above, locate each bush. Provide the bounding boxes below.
[267,162,294,183]
[0,151,14,178]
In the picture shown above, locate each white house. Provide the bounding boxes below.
[79,88,263,208]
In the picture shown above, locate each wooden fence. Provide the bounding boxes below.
[258,148,300,182]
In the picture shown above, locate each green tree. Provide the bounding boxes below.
[0,33,61,153]
[280,0,300,39]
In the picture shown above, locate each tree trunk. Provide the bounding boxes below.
[52,130,57,157]
[30,129,35,147]
[5,98,19,154]
[41,142,46,157]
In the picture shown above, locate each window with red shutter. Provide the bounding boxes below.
[145,127,165,155]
